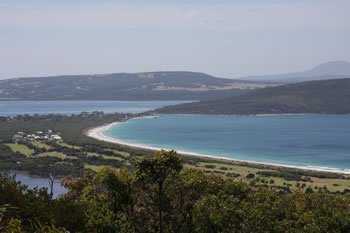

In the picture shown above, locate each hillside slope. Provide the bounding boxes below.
[0,72,272,101]
[242,61,350,83]
[155,78,350,115]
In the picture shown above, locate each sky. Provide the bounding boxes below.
[1,0,349,79]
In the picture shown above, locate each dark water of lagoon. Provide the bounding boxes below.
[8,173,67,199]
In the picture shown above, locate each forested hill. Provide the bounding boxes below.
[0,72,273,101]
[155,78,350,115]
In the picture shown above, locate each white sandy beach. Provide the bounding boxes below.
[86,117,170,153]
[86,118,350,174]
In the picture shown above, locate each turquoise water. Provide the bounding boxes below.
[104,114,350,172]
[0,100,191,116]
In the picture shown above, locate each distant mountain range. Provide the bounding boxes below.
[154,78,350,115]
[0,72,272,101]
[242,61,350,83]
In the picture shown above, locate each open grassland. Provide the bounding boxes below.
[87,152,123,161]
[262,177,348,193]
[199,162,271,173]
[31,142,52,150]
[37,152,74,160]
[84,164,106,172]
[87,152,99,157]
[5,144,34,157]
[194,161,350,192]
[105,149,130,157]
[322,178,350,186]
[57,141,81,149]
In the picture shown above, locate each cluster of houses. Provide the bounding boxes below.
[12,130,62,142]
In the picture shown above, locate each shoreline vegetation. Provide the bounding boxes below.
[154,78,350,115]
[1,112,350,194]
[86,116,350,175]
[2,112,350,232]
[2,151,350,232]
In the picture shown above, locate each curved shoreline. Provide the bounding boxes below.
[86,119,350,175]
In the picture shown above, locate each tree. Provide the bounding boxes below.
[135,150,183,233]
[48,172,56,199]
[96,167,135,228]
[167,168,209,232]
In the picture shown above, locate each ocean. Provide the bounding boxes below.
[103,114,350,173]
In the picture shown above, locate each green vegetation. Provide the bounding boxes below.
[57,141,81,149]
[87,152,99,157]
[0,113,153,177]
[200,162,267,173]
[1,112,349,193]
[155,78,350,115]
[1,151,350,232]
[0,71,263,101]
[323,179,350,186]
[5,143,34,157]
[37,152,70,160]
[31,142,52,150]
[105,149,130,157]
[87,152,122,161]
[196,160,350,192]
[84,164,106,172]
[0,113,153,156]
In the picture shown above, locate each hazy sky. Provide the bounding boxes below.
[1,0,349,79]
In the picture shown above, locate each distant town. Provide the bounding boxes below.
[12,130,62,142]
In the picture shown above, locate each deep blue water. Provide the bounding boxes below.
[0,100,191,116]
[104,114,350,173]
[11,173,67,199]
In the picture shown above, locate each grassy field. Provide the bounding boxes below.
[37,152,73,160]
[84,164,106,172]
[5,144,34,157]
[322,178,350,186]
[105,149,130,157]
[57,141,81,149]
[87,152,99,157]
[261,177,348,193]
[199,162,271,173]
[87,152,123,161]
[31,142,52,150]
[195,161,350,192]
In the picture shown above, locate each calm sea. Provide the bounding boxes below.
[104,114,350,173]
[0,100,191,116]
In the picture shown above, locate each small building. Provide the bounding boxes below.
[12,134,24,141]
[51,134,62,140]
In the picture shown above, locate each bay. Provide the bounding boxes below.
[0,100,191,116]
[104,114,350,173]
